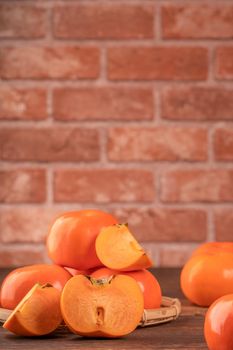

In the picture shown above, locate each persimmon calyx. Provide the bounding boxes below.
[85,275,115,286]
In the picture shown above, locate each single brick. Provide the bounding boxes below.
[0,207,60,243]
[214,128,233,161]
[54,169,155,203]
[215,47,233,80]
[214,209,233,241]
[0,4,46,38]
[0,169,46,203]
[53,87,153,121]
[113,208,207,242]
[108,46,208,81]
[0,47,100,79]
[53,3,154,39]
[162,86,233,121]
[108,127,207,161]
[161,169,233,203]
[162,4,233,39]
[0,128,100,161]
[0,87,47,120]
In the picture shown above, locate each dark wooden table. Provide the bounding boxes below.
[0,268,208,350]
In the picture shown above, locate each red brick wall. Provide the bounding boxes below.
[0,1,233,267]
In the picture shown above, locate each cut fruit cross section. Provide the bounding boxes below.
[95,224,152,271]
[61,274,144,338]
[3,283,62,336]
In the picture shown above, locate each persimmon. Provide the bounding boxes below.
[96,224,152,271]
[3,283,62,336]
[0,264,71,309]
[192,241,233,256]
[61,274,144,338]
[92,267,161,309]
[47,210,118,270]
[181,242,233,306]
[204,294,233,350]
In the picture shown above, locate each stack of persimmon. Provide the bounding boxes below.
[0,209,162,338]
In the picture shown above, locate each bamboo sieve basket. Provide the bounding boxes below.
[0,296,181,328]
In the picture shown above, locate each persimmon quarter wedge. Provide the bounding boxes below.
[95,224,152,271]
[3,284,62,336]
[61,274,144,338]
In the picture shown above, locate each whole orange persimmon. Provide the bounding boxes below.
[47,210,118,270]
[181,242,233,306]
[0,264,71,309]
[204,294,233,350]
[92,267,162,309]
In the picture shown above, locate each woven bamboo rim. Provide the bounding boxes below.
[0,296,181,328]
[140,296,181,327]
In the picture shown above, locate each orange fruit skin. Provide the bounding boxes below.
[0,264,71,309]
[193,242,233,256]
[181,242,233,306]
[92,267,162,309]
[204,294,233,350]
[47,210,118,270]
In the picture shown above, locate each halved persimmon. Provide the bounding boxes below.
[61,274,144,338]
[3,283,62,336]
[95,224,152,271]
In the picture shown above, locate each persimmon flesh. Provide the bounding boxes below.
[0,264,71,309]
[96,224,152,271]
[92,267,161,309]
[3,283,62,336]
[47,210,118,270]
[61,274,144,338]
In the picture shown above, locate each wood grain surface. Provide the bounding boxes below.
[0,268,208,350]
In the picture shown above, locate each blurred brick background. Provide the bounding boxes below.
[0,0,233,267]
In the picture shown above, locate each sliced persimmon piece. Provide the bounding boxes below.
[95,224,152,271]
[61,274,144,338]
[3,283,62,336]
